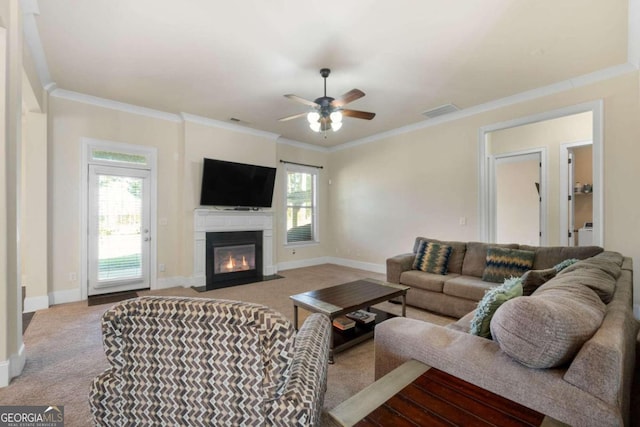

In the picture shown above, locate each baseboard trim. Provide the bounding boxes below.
[23,295,49,313]
[325,257,386,274]
[277,256,386,275]
[277,257,330,271]
[0,344,26,388]
[155,276,201,289]
[49,287,82,306]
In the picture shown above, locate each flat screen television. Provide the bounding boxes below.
[199,158,277,208]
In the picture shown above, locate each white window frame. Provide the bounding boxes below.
[283,163,319,246]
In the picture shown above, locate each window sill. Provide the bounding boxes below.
[284,241,320,248]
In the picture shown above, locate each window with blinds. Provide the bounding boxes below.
[285,165,318,244]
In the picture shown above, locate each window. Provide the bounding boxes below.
[285,165,318,244]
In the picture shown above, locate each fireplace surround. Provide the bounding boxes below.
[193,209,274,288]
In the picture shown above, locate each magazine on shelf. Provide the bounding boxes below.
[345,309,376,324]
[332,315,356,330]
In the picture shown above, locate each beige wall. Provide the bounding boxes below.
[488,112,592,245]
[36,70,640,315]
[275,143,330,265]
[181,119,277,277]
[48,97,182,294]
[329,72,640,308]
[21,112,47,304]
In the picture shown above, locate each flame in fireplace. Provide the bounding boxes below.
[226,255,234,270]
[242,256,248,269]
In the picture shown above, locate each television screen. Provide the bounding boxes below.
[199,158,277,208]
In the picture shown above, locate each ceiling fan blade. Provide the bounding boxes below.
[342,109,376,120]
[284,94,319,107]
[331,89,365,107]
[278,112,308,122]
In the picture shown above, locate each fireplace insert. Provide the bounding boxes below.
[205,230,263,290]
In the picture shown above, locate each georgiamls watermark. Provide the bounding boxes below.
[0,406,64,427]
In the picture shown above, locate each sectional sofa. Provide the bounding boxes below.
[378,237,638,426]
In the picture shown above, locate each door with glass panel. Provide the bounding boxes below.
[88,165,150,295]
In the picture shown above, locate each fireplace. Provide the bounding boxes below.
[206,230,263,290]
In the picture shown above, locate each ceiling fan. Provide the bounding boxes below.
[279,68,376,133]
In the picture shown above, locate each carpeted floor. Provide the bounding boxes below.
[2,263,639,426]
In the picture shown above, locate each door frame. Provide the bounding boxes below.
[80,138,157,301]
[489,149,546,245]
[559,140,593,246]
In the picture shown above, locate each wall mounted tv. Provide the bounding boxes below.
[199,158,277,208]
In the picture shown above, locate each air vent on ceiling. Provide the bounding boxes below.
[422,103,459,119]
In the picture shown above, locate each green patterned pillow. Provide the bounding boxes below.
[481,247,535,283]
[470,277,523,338]
[412,241,452,275]
[554,258,579,272]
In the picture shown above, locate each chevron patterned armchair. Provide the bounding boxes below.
[89,296,331,426]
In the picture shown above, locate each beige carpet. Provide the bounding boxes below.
[1,263,638,426]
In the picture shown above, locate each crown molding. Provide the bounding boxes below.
[180,113,280,140]
[330,62,638,152]
[50,88,183,122]
[276,137,329,153]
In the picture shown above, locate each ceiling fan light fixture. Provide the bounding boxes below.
[307,111,320,124]
[331,121,342,132]
[330,111,343,123]
[309,122,321,132]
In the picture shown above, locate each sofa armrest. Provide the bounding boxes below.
[386,253,415,283]
[270,313,331,426]
[374,317,621,427]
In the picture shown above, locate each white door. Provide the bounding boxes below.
[88,165,151,295]
[494,152,542,245]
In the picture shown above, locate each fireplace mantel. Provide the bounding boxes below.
[193,209,274,286]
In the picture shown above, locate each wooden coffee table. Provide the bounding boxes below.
[290,278,409,363]
[330,359,569,426]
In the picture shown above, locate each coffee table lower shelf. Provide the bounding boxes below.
[332,308,394,355]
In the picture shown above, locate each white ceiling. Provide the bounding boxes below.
[29,0,632,147]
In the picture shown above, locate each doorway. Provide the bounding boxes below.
[82,139,157,298]
[560,141,593,246]
[479,101,603,246]
[492,151,542,245]
[88,165,150,295]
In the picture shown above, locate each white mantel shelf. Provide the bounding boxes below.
[193,209,275,286]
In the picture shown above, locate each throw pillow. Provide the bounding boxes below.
[481,247,535,283]
[469,277,523,339]
[490,282,605,369]
[412,241,452,275]
[520,268,556,296]
[553,258,579,272]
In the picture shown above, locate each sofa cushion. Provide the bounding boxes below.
[520,245,603,270]
[442,276,494,301]
[461,242,519,277]
[400,271,459,293]
[481,247,535,283]
[414,237,467,274]
[491,282,605,369]
[412,241,452,275]
[470,277,523,338]
[539,269,616,304]
[557,256,622,281]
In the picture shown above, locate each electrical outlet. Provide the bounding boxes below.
[159,263,166,272]
[69,272,77,282]
[459,217,467,226]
